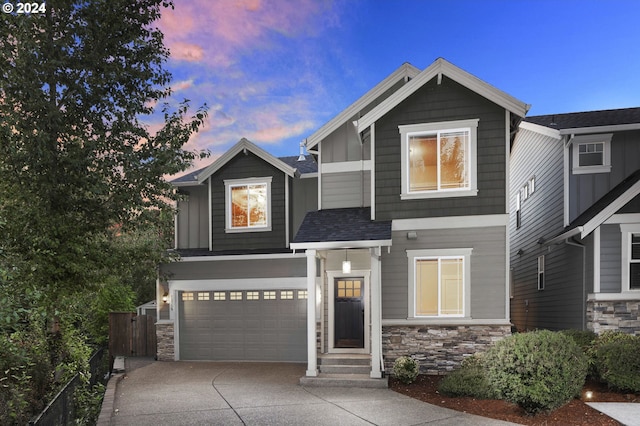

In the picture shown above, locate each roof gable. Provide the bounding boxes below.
[357,58,530,132]
[196,138,296,184]
[305,62,420,150]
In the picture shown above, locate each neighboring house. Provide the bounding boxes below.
[510,108,640,335]
[157,58,530,383]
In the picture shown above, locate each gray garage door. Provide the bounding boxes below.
[178,289,307,362]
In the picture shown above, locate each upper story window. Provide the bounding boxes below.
[399,119,479,200]
[224,177,272,233]
[407,248,472,318]
[572,133,612,174]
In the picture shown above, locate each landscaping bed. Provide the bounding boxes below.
[390,375,639,426]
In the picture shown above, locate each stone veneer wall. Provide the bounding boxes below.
[156,321,175,361]
[587,300,640,335]
[382,324,511,375]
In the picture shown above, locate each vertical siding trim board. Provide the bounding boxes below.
[504,111,511,320]
[285,174,289,248]
[382,324,511,374]
[594,227,601,293]
[370,123,376,220]
[208,178,213,251]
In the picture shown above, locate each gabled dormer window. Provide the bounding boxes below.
[224,177,272,233]
[572,134,612,174]
[399,119,478,200]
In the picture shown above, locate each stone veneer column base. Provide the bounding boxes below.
[587,300,640,335]
[382,324,511,375]
[155,321,175,361]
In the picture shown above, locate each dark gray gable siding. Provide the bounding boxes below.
[569,129,640,222]
[210,151,287,251]
[374,76,508,220]
[177,184,209,249]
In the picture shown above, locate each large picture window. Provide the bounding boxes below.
[407,248,472,318]
[400,119,478,200]
[225,177,272,232]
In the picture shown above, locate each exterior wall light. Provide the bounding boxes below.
[342,249,351,274]
[162,292,169,304]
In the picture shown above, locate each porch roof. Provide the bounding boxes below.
[291,207,392,250]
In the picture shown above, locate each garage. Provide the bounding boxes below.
[178,289,307,362]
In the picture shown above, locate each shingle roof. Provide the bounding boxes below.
[525,107,640,129]
[292,207,391,244]
[279,155,318,175]
[171,154,317,185]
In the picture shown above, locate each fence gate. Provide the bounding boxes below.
[109,312,157,357]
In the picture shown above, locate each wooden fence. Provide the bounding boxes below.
[109,312,157,357]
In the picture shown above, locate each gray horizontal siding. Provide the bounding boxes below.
[509,125,586,331]
[321,171,370,209]
[162,256,307,281]
[381,225,507,320]
[210,152,287,251]
[177,185,209,249]
[600,224,621,292]
[374,76,509,220]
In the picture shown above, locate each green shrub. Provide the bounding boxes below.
[593,333,640,392]
[392,356,420,384]
[438,354,497,399]
[484,330,588,415]
[560,329,596,351]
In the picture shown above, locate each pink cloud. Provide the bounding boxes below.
[249,119,315,144]
[159,0,337,66]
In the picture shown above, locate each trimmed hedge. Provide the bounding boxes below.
[592,332,640,392]
[484,330,588,414]
[438,354,497,399]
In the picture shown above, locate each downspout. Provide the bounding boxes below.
[565,237,587,330]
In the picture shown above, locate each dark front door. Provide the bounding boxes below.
[334,278,364,348]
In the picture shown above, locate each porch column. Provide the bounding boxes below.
[306,249,318,377]
[370,247,383,378]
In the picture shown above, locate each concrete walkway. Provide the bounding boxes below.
[106,360,518,425]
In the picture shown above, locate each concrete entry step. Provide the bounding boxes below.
[300,373,388,388]
[317,353,371,365]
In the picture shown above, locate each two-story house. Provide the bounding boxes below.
[157,58,530,384]
[510,108,640,334]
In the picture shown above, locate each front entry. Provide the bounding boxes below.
[334,278,365,348]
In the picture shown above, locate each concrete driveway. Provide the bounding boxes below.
[108,360,517,425]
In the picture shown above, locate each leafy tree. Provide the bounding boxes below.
[0,1,207,422]
[0,0,206,303]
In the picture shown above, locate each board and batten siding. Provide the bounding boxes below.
[321,171,371,209]
[600,224,622,293]
[176,184,209,249]
[210,152,287,251]
[381,226,507,320]
[374,76,509,221]
[569,129,640,222]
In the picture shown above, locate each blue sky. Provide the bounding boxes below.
[157,0,640,172]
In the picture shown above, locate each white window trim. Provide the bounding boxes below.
[406,248,472,319]
[537,255,545,291]
[399,119,479,200]
[224,177,272,233]
[571,133,612,174]
[620,224,640,292]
